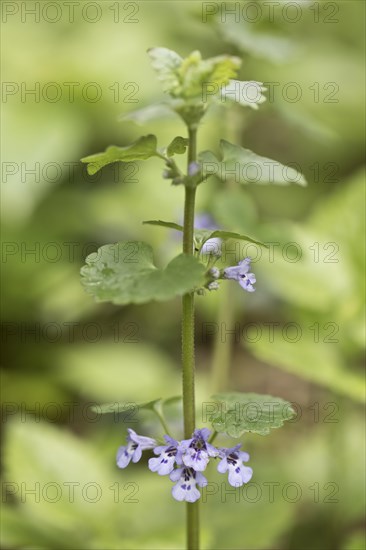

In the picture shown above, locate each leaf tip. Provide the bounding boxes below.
[86,164,98,176]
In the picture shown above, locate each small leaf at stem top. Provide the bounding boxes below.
[147,47,241,100]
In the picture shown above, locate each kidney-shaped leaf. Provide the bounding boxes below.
[80,241,206,305]
[208,392,295,436]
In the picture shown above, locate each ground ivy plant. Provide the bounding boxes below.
[80,47,306,550]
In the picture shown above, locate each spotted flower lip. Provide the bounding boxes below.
[224,257,256,292]
[180,428,219,472]
[116,429,156,469]
[217,444,253,487]
[170,467,208,502]
[148,435,182,475]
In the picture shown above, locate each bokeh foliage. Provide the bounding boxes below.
[1,1,365,549]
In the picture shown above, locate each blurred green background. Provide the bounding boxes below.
[1,1,365,549]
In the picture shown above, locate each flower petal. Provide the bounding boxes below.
[171,483,186,501]
[197,427,211,440]
[185,485,201,502]
[228,468,244,487]
[169,468,183,482]
[148,457,161,472]
[217,458,229,474]
[206,443,220,457]
[183,449,209,471]
[241,466,253,483]
[132,446,142,463]
[239,451,250,462]
[116,446,132,468]
[172,482,200,502]
[239,278,255,292]
[195,472,208,488]
[238,258,251,272]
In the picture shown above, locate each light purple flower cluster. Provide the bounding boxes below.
[116,428,253,502]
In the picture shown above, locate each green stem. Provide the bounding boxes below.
[182,126,199,550]
[208,430,219,445]
[153,405,172,437]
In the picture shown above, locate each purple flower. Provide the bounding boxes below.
[116,429,156,469]
[195,214,217,230]
[224,257,256,292]
[180,428,219,472]
[217,445,253,487]
[148,435,181,475]
[170,467,208,502]
[188,161,201,177]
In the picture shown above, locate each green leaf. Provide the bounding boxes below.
[208,392,295,436]
[200,140,307,186]
[167,136,189,156]
[147,47,183,94]
[199,149,219,166]
[91,398,162,415]
[177,51,241,99]
[143,221,267,250]
[119,102,176,125]
[148,47,241,100]
[143,220,183,231]
[162,395,182,407]
[219,80,267,110]
[80,135,159,175]
[211,188,258,234]
[193,229,215,242]
[201,230,268,249]
[80,241,206,305]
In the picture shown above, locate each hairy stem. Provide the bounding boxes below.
[182,126,199,550]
